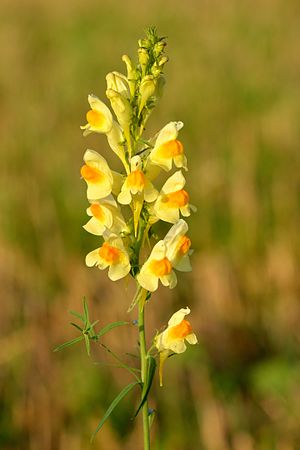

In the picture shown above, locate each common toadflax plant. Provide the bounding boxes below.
[55,28,197,449]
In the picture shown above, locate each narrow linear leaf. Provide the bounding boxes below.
[69,310,84,322]
[53,336,84,352]
[134,356,157,418]
[83,298,89,327]
[91,381,139,441]
[97,321,129,338]
[70,322,83,332]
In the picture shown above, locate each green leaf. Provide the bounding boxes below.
[134,356,156,418]
[97,321,129,338]
[70,322,83,332]
[53,336,84,352]
[69,310,84,322]
[83,297,89,327]
[91,381,139,441]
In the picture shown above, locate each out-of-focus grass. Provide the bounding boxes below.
[1,0,300,449]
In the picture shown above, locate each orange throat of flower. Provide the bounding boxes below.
[99,242,121,264]
[90,203,105,221]
[165,189,189,208]
[157,139,184,158]
[127,170,145,191]
[150,257,172,277]
[86,109,105,128]
[81,164,104,183]
[168,319,192,340]
[178,236,191,255]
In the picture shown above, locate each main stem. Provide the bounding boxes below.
[138,288,150,450]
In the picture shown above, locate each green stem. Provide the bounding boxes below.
[138,288,150,450]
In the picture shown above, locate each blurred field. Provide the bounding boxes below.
[1,0,300,449]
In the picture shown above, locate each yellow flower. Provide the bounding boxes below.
[83,195,128,236]
[80,150,113,200]
[118,156,158,205]
[155,307,198,386]
[153,170,193,223]
[136,241,177,292]
[80,95,113,136]
[148,121,187,172]
[164,219,193,272]
[85,235,130,281]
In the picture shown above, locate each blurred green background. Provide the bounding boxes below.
[1,0,300,449]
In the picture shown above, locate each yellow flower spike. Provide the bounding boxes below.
[153,170,194,223]
[148,121,187,172]
[155,307,198,386]
[85,235,131,281]
[83,195,128,236]
[136,241,177,292]
[164,219,193,272]
[80,95,113,136]
[80,150,114,200]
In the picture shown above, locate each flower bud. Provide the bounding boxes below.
[106,72,129,99]
[106,88,132,130]
[139,75,157,115]
[153,40,166,57]
[138,48,149,73]
[122,55,136,97]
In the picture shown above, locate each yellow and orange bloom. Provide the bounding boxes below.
[155,307,198,386]
[80,150,114,200]
[153,170,192,223]
[164,219,193,272]
[85,235,130,281]
[83,196,128,236]
[136,241,177,292]
[80,95,113,136]
[117,156,158,205]
[148,121,187,172]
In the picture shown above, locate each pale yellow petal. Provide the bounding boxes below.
[168,307,191,327]
[185,333,198,345]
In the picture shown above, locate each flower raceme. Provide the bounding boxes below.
[155,307,198,386]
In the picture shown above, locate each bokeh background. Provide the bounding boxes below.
[1,0,300,449]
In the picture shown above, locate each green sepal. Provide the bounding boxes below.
[133,356,156,418]
[53,336,84,352]
[91,381,140,442]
